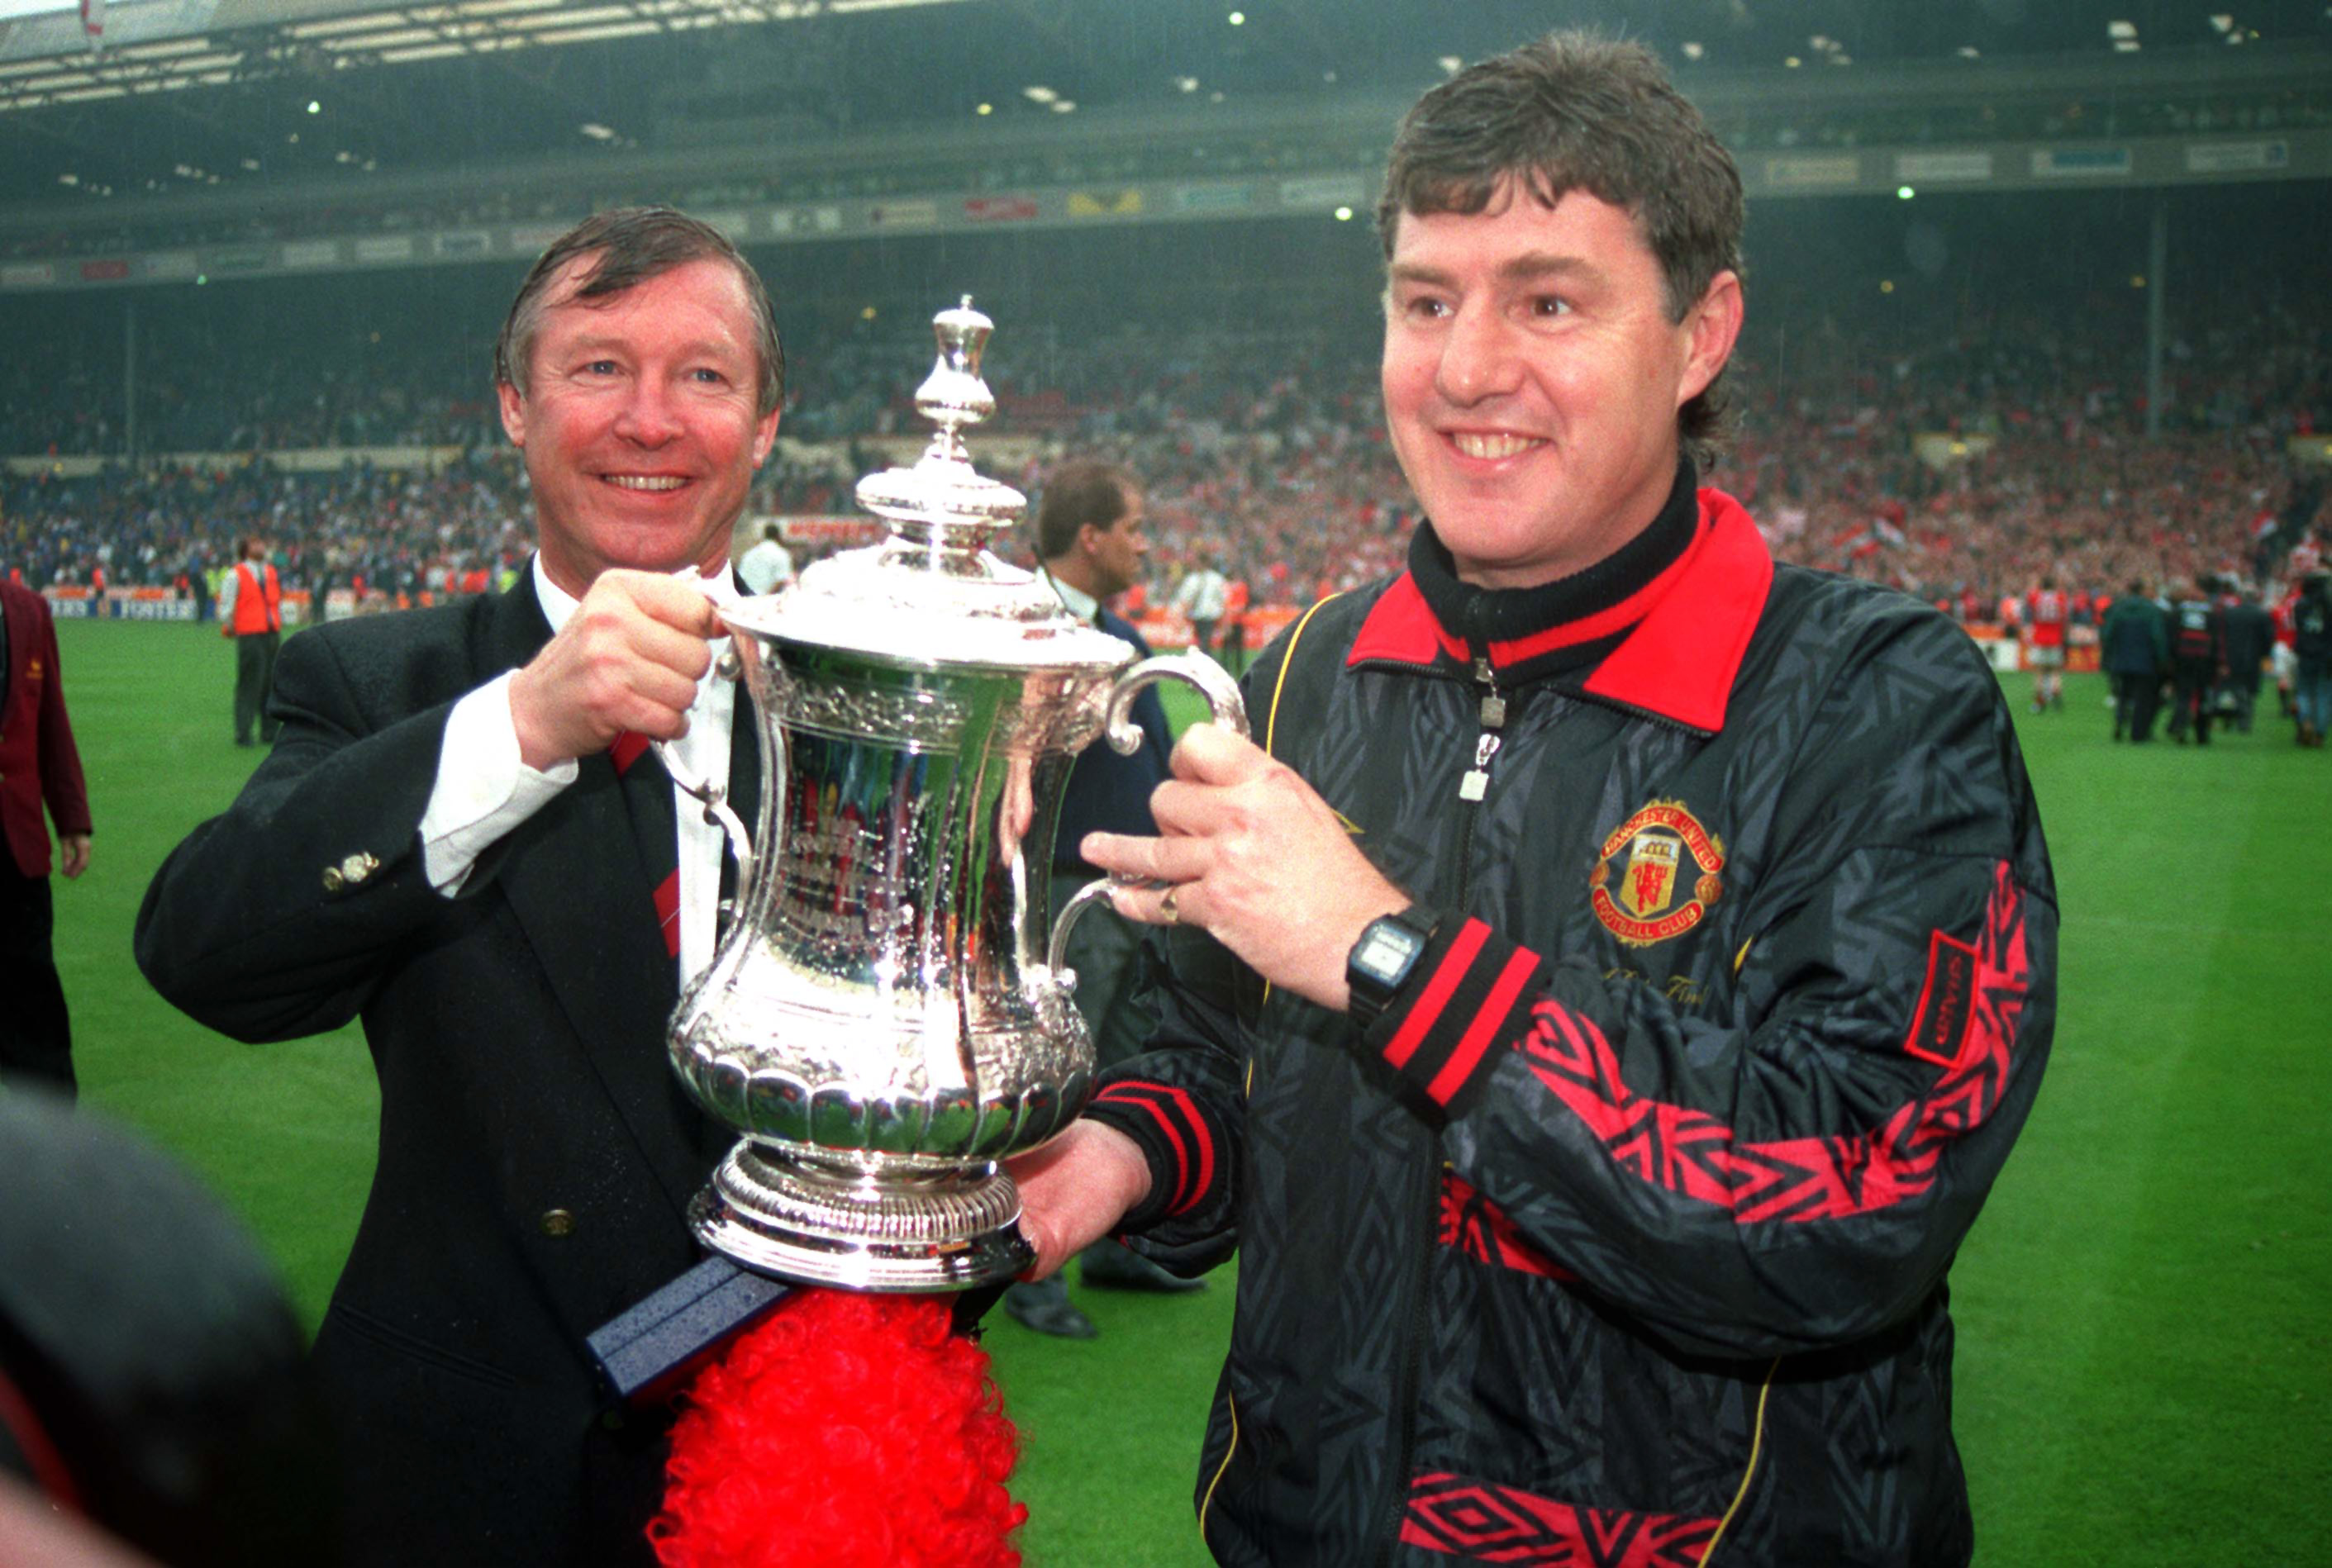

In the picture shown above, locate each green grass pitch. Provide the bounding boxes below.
[36,619,2330,1566]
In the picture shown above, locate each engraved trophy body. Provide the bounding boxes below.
[665,300,1244,1293]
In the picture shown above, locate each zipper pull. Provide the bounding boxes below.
[1458,731,1502,802]
[1473,655,1508,729]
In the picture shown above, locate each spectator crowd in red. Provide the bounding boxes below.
[5,292,2325,629]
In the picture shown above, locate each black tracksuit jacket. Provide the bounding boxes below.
[1085,478,2058,1567]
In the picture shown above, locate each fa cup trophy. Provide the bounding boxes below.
[660,298,1245,1294]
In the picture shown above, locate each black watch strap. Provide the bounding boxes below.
[1345,905,1440,1029]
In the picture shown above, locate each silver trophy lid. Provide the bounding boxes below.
[722,297,1127,674]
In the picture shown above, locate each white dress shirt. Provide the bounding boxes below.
[417,555,740,983]
[1036,564,1101,625]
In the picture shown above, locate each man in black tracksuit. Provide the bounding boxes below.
[2166,579,2228,745]
[1009,34,2056,1567]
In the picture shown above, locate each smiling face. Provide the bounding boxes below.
[498,254,781,596]
[1381,183,1740,590]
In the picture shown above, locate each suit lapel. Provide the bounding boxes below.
[484,582,711,1216]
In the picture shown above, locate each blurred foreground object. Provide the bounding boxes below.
[0,1092,334,1567]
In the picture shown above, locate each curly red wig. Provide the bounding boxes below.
[650,1287,1026,1568]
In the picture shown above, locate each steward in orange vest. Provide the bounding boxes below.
[221,539,283,748]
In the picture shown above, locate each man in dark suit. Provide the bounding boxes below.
[1004,461,1203,1339]
[2219,584,2277,734]
[0,576,93,1101]
[2101,577,2169,743]
[136,207,783,1566]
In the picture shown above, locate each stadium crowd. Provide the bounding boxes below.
[5,288,2326,630]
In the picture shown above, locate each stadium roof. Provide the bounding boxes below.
[2,0,2327,211]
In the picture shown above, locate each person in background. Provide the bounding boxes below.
[737,520,794,595]
[217,535,283,748]
[2023,574,2068,714]
[2270,582,2300,720]
[1171,549,1229,658]
[184,549,213,623]
[2101,577,2169,744]
[2292,573,2331,747]
[1217,573,1251,675]
[0,575,93,1102]
[1011,33,2054,1566]
[2166,576,2228,746]
[1005,459,1206,1340]
[2218,583,2275,736]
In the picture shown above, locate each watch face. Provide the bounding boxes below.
[1354,921,1423,985]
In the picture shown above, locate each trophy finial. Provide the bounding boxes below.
[852,295,1025,554]
[916,297,996,432]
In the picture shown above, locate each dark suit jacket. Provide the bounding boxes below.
[0,581,92,878]
[2100,595,2168,678]
[1051,604,1173,876]
[136,577,754,1566]
[2223,601,2277,691]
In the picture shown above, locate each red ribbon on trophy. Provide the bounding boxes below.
[649,1288,1025,1568]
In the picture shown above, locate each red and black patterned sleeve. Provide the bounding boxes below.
[1356,912,1549,1123]
[1080,924,1253,1270]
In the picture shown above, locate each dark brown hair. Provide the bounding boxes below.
[493,206,784,419]
[1376,32,1744,460]
[1035,461,1138,561]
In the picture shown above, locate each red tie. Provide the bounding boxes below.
[611,732,682,962]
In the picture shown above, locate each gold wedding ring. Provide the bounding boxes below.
[1159,885,1181,924]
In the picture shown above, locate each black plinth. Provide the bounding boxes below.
[587,1255,793,1407]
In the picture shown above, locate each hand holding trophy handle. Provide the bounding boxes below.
[1047,652,1249,973]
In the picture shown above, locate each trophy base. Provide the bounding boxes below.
[691,1141,1035,1293]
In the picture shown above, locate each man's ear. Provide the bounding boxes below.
[497,380,528,449]
[750,406,780,470]
[1676,268,1744,410]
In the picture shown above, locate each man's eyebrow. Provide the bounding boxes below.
[1387,260,1458,288]
[1387,252,1606,287]
[556,332,745,360]
[1497,251,1604,286]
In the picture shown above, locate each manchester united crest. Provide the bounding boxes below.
[1590,800,1725,947]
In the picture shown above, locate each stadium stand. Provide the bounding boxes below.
[6,281,2324,623]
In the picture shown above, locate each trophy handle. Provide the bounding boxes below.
[651,564,757,891]
[1101,651,1248,757]
[652,646,755,889]
[1045,652,1250,972]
